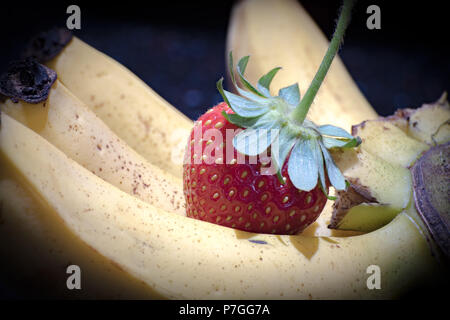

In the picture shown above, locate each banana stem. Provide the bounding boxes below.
[291,0,356,124]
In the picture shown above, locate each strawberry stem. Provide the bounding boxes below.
[291,0,356,124]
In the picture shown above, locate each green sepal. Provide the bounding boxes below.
[233,114,280,156]
[276,170,286,185]
[228,52,237,87]
[216,53,362,197]
[319,141,347,191]
[234,128,279,156]
[288,138,319,191]
[322,136,361,149]
[257,67,282,97]
[312,139,327,195]
[222,111,260,128]
[217,77,232,110]
[318,124,354,139]
[236,56,266,98]
[320,183,337,200]
[316,140,337,200]
[228,53,273,106]
[270,126,297,184]
[279,83,301,107]
[216,78,268,117]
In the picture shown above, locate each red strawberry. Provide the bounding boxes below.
[183,49,361,235]
[183,102,328,234]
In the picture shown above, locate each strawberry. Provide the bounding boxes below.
[183,2,360,234]
[183,102,329,234]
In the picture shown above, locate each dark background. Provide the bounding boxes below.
[1,0,449,121]
[0,0,449,300]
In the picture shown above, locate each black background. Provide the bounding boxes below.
[1,0,449,121]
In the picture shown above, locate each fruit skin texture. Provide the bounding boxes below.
[0,159,163,299]
[0,112,443,299]
[0,80,186,215]
[184,102,328,235]
[329,97,450,234]
[46,36,193,179]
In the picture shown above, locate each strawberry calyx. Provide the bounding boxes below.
[217,0,359,197]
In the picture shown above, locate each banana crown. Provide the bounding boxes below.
[23,28,73,63]
[217,53,361,196]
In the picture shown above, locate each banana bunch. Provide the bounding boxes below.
[46,36,193,179]
[0,0,448,299]
[1,80,185,216]
[0,111,446,299]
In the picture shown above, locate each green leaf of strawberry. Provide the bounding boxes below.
[257,67,282,97]
[279,83,301,107]
[183,0,359,235]
[220,53,361,193]
[288,138,320,191]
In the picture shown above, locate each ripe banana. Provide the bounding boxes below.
[0,80,185,215]
[0,112,443,299]
[227,0,378,131]
[44,36,193,178]
[396,93,450,145]
[352,119,429,168]
[329,97,449,243]
[0,160,162,299]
